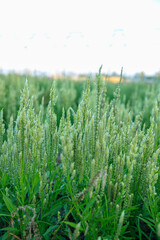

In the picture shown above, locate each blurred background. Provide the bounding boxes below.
[0,0,160,81]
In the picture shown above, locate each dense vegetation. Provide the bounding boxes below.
[0,68,160,239]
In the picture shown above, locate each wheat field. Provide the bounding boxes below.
[0,67,160,239]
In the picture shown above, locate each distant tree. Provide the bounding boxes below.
[111,71,118,76]
[155,71,160,82]
[140,72,145,81]
[134,72,145,81]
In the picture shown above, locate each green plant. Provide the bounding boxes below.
[0,68,160,239]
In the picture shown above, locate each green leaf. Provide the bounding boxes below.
[64,221,83,231]
[2,194,17,213]
[32,172,40,189]
[43,225,58,239]
[138,216,155,233]
[0,213,11,217]
[42,205,62,219]
[1,232,8,240]
[0,227,19,240]
[1,174,8,189]
[42,198,66,219]
[82,196,97,216]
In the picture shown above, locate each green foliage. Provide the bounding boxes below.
[0,69,160,239]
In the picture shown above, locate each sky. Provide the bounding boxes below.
[0,0,160,76]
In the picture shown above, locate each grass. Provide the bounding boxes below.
[0,69,160,239]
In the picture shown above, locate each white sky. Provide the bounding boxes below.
[0,0,160,75]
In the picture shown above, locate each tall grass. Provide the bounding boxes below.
[0,69,160,239]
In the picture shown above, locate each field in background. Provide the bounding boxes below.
[0,70,160,239]
[0,72,158,128]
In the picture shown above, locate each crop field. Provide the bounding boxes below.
[1,67,160,239]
